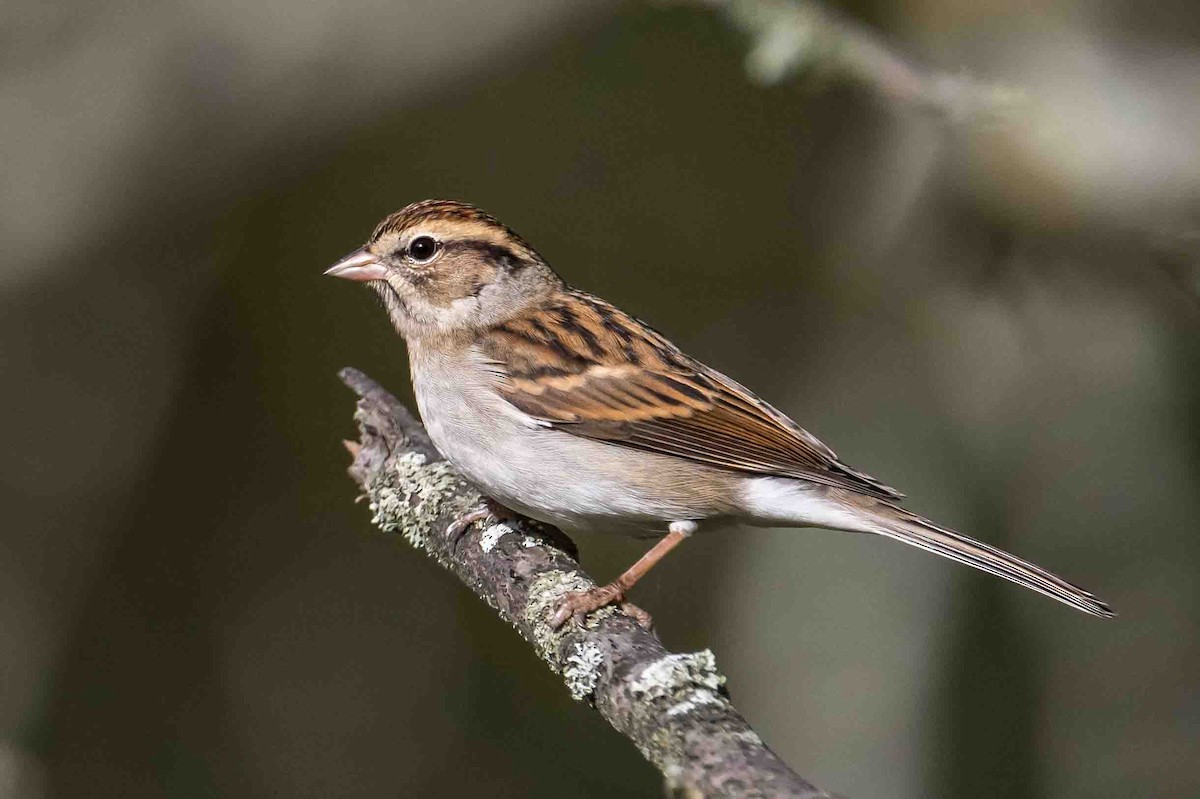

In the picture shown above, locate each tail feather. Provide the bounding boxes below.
[871,507,1115,618]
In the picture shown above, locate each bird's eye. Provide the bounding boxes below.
[407,236,439,263]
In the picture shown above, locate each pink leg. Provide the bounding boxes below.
[549,521,696,629]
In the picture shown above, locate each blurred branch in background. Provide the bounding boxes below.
[678,0,1024,121]
[679,0,1200,310]
[1150,226,1200,314]
[339,368,833,799]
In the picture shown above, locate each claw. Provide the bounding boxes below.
[549,584,650,630]
[444,505,492,544]
[619,601,654,630]
[443,498,524,546]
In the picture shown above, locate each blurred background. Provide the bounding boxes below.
[3,0,1198,796]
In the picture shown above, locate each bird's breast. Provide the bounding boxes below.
[408,345,741,535]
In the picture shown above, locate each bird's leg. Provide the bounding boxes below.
[549,520,696,630]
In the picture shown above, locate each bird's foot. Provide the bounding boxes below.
[618,600,653,630]
[548,584,653,630]
[481,497,522,525]
[444,505,490,544]
[443,498,521,545]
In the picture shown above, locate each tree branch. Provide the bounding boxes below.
[338,367,838,798]
[679,0,1024,122]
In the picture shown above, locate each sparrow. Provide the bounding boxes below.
[327,199,1114,628]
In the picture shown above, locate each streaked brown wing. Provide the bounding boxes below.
[478,291,903,500]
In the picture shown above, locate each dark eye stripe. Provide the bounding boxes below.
[443,239,529,271]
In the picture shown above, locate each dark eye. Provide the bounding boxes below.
[408,236,439,263]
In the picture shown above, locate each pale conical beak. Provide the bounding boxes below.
[325,247,388,282]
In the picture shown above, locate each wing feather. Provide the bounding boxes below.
[479,291,903,500]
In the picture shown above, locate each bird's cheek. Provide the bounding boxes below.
[382,272,422,303]
[389,279,448,325]
[394,267,440,298]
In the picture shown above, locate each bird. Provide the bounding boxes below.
[326,199,1114,628]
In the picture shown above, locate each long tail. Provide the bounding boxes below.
[869,505,1115,618]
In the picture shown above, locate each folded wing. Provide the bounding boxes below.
[478,291,903,500]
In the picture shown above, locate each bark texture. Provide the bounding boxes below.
[338,367,838,799]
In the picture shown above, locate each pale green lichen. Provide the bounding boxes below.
[630,650,728,719]
[368,451,475,550]
[642,725,678,767]
[520,568,624,687]
[665,687,723,717]
[523,570,593,667]
[563,640,604,701]
[728,729,763,746]
[661,763,685,789]
[479,523,513,553]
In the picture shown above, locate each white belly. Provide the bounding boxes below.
[410,347,728,535]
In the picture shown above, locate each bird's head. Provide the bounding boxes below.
[326,199,560,340]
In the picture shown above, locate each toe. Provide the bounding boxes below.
[546,586,630,630]
[620,601,653,629]
[548,601,574,630]
[444,505,491,542]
